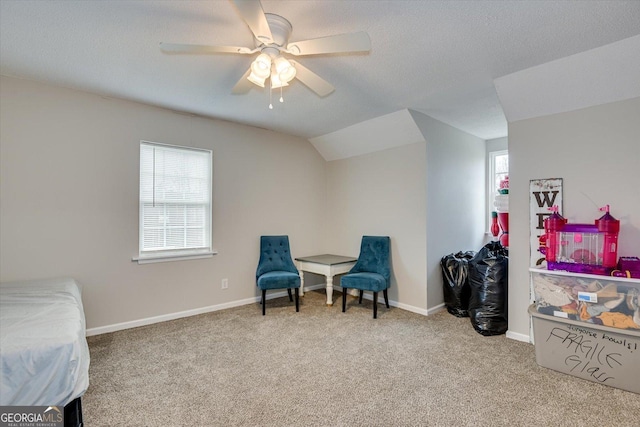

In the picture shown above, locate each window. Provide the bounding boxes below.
[488,150,508,229]
[135,141,214,263]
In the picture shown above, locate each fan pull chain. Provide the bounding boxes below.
[280,85,284,103]
[269,82,273,110]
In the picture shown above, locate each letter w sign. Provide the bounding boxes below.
[530,178,563,268]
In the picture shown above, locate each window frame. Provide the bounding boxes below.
[133,140,216,264]
[487,149,509,232]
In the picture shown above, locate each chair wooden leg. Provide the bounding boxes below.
[358,290,364,304]
[287,288,293,302]
[373,291,378,319]
[384,289,389,308]
[262,289,266,316]
[342,288,347,313]
[295,288,299,312]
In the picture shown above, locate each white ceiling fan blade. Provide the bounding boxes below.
[286,32,371,56]
[231,68,254,94]
[230,0,274,44]
[159,42,254,54]
[289,60,334,97]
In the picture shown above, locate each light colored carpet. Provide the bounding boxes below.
[85,290,640,426]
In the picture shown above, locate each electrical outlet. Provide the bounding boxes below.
[221,278,228,290]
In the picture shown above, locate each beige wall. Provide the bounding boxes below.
[508,97,640,339]
[411,112,486,310]
[0,76,327,329]
[324,113,486,313]
[325,142,428,311]
[0,75,489,330]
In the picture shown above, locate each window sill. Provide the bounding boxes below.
[132,250,218,264]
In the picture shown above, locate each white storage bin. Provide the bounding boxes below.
[529,304,640,393]
[530,268,640,331]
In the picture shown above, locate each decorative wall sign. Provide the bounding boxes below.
[530,178,563,267]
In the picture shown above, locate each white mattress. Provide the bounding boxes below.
[0,277,90,406]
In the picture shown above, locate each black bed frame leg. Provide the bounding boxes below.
[64,396,83,427]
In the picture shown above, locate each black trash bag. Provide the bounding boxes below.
[468,242,509,336]
[440,251,476,317]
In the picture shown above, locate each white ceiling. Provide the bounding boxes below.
[495,35,640,123]
[310,109,426,161]
[2,0,640,141]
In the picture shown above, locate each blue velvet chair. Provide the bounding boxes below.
[256,235,300,315]
[341,236,391,319]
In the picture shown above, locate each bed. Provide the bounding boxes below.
[0,277,89,425]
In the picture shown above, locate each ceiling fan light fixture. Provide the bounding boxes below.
[160,1,370,98]
[273,56,296,83]
[251,53,272,78]
[247,71,267,87]
[270,73,289,89]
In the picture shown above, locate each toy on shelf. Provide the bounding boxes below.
[492,176,509,247]
[543,205,620,275]
[541,206,566,265]
[596,204,620,268]
[612,257,640,279]
[490,211,500,237]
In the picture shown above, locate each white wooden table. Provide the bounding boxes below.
[295,254,357,306]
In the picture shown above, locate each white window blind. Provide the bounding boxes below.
[139,141,212,258]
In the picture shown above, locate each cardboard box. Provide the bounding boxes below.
[529,304,640,393]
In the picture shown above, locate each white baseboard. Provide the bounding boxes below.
[86,291,289,336]
[85,298,253,336]
[87,285,440,336]
[395,301,430,316]
[426,303,445,315]
[506,330,531,343]
[340,286,431,316]
[302,283,327,292]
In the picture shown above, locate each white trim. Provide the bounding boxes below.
[426,303,445,315]
[303,283,329,292]
[140,140,212,154]
[86,290,292,336]
[86,295,253,336]
[345,287,433,316]
[506,330,531,343]
[132,250,218,264]
[86,286,435,336]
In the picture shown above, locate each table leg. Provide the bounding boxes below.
[299,269,305,297]
[326,275,334,306]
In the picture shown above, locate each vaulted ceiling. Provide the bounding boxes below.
[2,1,640,141]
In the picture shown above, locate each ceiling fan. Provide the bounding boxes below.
[159,0,371,98]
